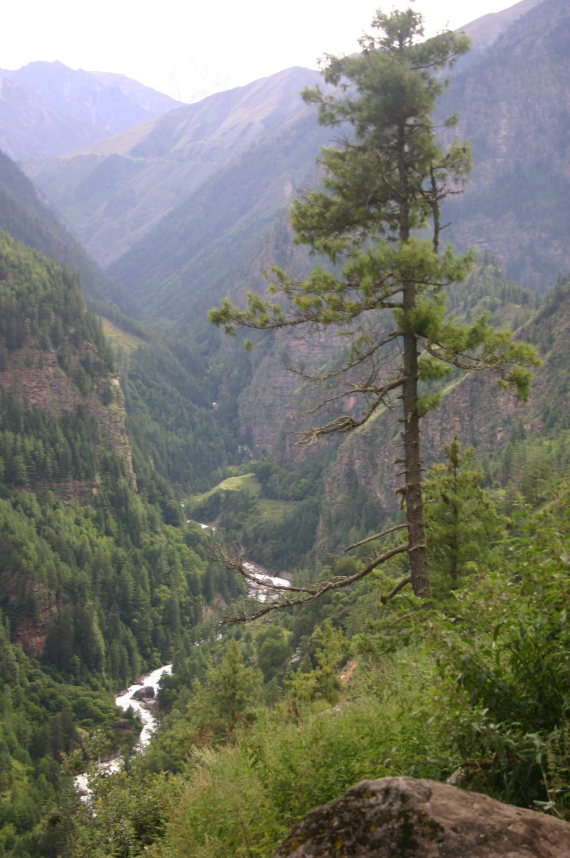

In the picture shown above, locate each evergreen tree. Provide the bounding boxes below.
[424,436,508,593]
[185,640,263,742]
[211,8,539,604]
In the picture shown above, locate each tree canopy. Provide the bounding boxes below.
[210,7,540,606]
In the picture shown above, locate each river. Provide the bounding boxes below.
[75,545,288,799]
[243,562,291,602]
[75,663,172,798]
[189,519,292,601]
[115,663,173,749]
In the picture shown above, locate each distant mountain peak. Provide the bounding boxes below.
[0,61,183,160]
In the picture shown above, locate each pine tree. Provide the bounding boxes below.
[210,8,539,607]
[185,640,263,742]
[424,436,509,593]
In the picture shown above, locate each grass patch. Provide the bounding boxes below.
[188,473,261,509]
[256,498,296,525]
[100,317,146,356]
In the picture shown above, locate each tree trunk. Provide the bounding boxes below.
[398,133,430,599]
[402,317,430,599]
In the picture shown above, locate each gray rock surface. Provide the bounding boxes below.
[273,777,570,858]
[130,685,155,701]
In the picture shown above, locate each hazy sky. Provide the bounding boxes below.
[3,0,520,101]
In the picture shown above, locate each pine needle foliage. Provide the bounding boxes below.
[210,8,540,601]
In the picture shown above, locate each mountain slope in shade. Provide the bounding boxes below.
[441,0,570,289]
[25,66,321,266]
[0,148,132,311]
[107,109,330,318]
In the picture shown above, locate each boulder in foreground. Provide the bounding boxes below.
[273,777,570,858]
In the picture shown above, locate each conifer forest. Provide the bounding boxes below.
[1,2,570,855]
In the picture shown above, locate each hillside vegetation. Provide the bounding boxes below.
[0,1,570,856]
[0,235,240,856]
[65,444,570,857]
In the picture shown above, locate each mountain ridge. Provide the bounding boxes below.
[23,0,568,294]
[26,66,321,266]
[0,61,183,161]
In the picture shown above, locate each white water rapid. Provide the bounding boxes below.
[115,663,173,749]
[191,519,291,602]
[75,663,172,799]
[243,562,291,602]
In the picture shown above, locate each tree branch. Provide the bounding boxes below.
[285,330,401,383]
[344,522,408,551]
[298,381,403,443]
[296,371,408,444]
[379,575,412,603]
[220,542,410,623]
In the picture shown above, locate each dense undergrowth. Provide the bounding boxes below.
[65,461,570,858]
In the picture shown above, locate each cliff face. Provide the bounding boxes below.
[229,259,547,549]
[2,568,63,657]
[0,348,134,497]
[316,376,526,544]
[238,326,345,461]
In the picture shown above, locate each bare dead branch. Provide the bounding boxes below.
[298,375,407,444]
[344,522,408,551]
[285,330,401,383]
[211,541,314,594]
[221,541,410,623]
[300,371,405,420]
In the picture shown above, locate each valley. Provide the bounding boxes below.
[1,0,570,855]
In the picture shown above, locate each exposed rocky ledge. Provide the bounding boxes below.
[273,777,570,858]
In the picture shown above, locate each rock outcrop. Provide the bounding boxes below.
[273,777,570,858]
[131,686,155,701]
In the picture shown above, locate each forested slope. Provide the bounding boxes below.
[0,234,241,857]
[0,149,132,312]
[1,2,570,855]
